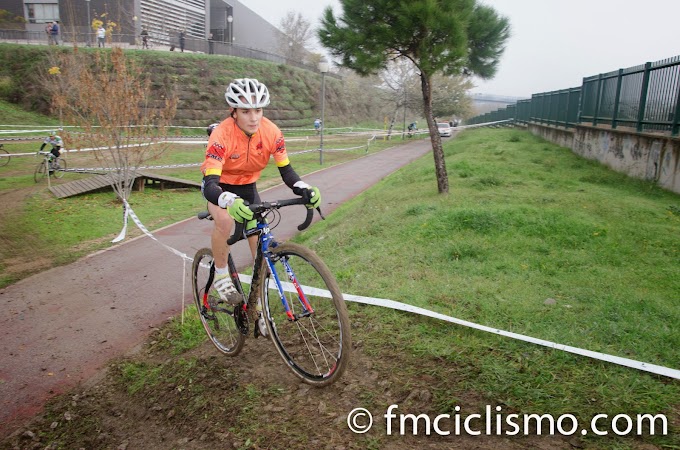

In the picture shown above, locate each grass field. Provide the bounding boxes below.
[96,126,679,449]
[0,100,421,286]
[1,99,678,448]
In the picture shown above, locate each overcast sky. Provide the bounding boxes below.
[245,0,680,98]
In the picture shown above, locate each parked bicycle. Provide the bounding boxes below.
[0,144,9,167]
[34,151,67,182]
[191,197,351,386]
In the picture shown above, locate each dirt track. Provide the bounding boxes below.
[0,139,434,437]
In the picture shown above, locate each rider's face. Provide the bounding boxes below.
[233,108,263,135]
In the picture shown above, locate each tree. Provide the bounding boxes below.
[42,48,177,213]
[277,11,314,63]
[319,0,510,194]
[428,74,474,120]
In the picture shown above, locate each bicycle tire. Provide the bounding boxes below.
[261,242,351,386]
[34,161,47,183]
[0,148,9,167]
[192,248,245,356]
[53,157,67,179]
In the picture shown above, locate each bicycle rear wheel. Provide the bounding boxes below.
[0,148,9,167]
[34,161,47,182]
[192,248,245,356]
[53,157,67,178]
[262,242,351,386]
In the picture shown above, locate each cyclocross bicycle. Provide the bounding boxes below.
[34,151,67,182]
[191,198,351,386]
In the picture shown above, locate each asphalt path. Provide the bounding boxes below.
[0,137,433,436]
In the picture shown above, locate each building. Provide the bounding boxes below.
[8,0,286,52]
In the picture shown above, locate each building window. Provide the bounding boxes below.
[26,3,60,24]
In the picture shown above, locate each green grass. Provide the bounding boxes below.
[107,126,679,447]
[0,97,423,286]
[293,127,679,446]
[3,104,679,447]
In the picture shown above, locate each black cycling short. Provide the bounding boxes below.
[218,182,261,205]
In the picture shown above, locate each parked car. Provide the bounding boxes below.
[437,122,452,137]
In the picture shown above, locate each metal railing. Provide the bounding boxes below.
[466,54,680,136]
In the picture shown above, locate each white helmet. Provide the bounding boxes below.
[225,78,270,109]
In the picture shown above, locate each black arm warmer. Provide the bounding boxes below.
[278,164,302,190]
[40,143,46,151]
[202,174,223,206]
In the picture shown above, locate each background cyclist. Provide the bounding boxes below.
[39,130,64,168]
[200,78,321,305]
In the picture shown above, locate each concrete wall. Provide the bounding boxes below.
[526,123,680,194]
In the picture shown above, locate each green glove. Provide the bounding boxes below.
[227,198,253,223]
[305,186,321,209]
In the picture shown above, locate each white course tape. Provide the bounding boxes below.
[112,200,191,262]
[236,275,680,380]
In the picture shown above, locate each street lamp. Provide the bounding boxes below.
[227,14,233,44]
[318,58,329,165]
[85,0,91,47]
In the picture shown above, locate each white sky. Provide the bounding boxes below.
[245,0,680,98]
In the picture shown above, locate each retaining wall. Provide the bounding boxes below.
[527,123,680,194]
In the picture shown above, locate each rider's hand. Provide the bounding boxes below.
[217,191,237,208]
[227,198,254,223]
[293,181,321,209]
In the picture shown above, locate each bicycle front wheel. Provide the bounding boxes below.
[262,242,351,386]
[34,161,47,182]
[53,157,67,178]
[0,148,9,167]
[192,248,245,356]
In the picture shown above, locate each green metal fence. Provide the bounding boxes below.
[467,54,680,136]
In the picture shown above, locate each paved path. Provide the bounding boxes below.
[0,138,433,436]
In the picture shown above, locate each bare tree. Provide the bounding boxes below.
[277,11,314,63]
[43,48,178,203]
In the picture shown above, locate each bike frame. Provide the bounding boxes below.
[200,216,315,322]
[256,220,315,321]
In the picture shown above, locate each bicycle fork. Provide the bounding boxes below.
[265,256,315,321]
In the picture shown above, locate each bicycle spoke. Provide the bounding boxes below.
[192,248,244,356]
[263,242,350,386]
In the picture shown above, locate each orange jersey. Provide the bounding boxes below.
[201,117,290,185]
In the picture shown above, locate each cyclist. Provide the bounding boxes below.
[39,130,64,170]
[206,122,220,136]
[407,121,417,137]
[200,78,321,309]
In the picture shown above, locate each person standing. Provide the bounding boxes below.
[179,30,186,52]
[208,32,214,54]
[141,28,149,49]
[97,25,106,48]
[50,21,60,46]
[45,22,54,45]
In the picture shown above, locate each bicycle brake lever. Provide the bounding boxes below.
[316,207,325,220]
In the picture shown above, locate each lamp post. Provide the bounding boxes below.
[85,0,91,47]
[227,14,233,44]
[318,58,329,165]
[402,87,407,140]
